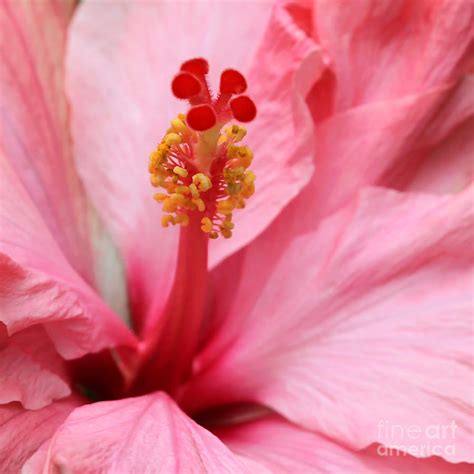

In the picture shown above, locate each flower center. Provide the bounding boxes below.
[121,59,258,396]
[148,58,257,239]
[68,59,258,402]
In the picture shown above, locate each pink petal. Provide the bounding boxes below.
[35,393,261,473]
[0,0,94,281]
[304,1,473,219]
[182,187,474,463]
[0,397,79,473]
[0,155,136,358]
[313,0,473,112]
[405,76,474,194]
[306,77,474,224]
[22,442,50,474]
[210,2,322,266]
[216,416,472,473]
[0,325,70,409]
[66,1,321,332]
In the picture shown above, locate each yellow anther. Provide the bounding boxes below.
[209,231,219,239]
[192,173,212,192]
[201,217,213,233]
[158,144,169,153]
[150,149,161,161]
[189,183,199,198]
[156,166,169,177]
[161,215,175,227]
[241,182,255,199]
[232,196,246,209]
[175,212,189,227]
[170,193,186,205]
[165,133,182,146]
[162,198,178,213]
[153,193,168,202]
[178,113,186,121]
[221,220,234,230]
[192,198,206,212]
[244,170,256,184]
[175,185,190,194]
[221,228,232,239]
[217,134,228,146]
[225,125,247,142]
[155,175,165,186]
[150,175,161,187]
[217,200,234,215]
[227,182,242,195]
[237,146,253,168]
[170,118,187,133]
[227,145,238,159]
[165,182,177,193]
[227,166,245,178]
[148,151,161,172]
[173,166,188,178]
[240,183,255,199]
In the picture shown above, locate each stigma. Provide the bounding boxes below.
[148,58,257,239]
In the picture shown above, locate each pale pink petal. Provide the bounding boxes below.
[305,76,474,225]
[0,0,94,281]
[0,325,70,409]
[304,1,474,218]
[35,393,263,473]
[182,187,474,462]
[66,1,321,332]
[0,397,79,473]
[0,155,136,358]
[313,0,473,111]
[216,416,472,473]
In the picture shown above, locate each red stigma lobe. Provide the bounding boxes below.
[180,57,209,76]
[230,95,257,122]
[186,105,217,131]
[170,57,257,131]
[219,69,247,94]
[171,72,201,99]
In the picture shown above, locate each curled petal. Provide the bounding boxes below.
[0,326,70,409]
[0,156,137,359]
[0,397,79,473]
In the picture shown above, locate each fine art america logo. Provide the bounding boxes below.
[377,420,457,457]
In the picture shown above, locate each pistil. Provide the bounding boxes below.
[132,58,257,395]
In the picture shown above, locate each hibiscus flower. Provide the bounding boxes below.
[1,0,473,472]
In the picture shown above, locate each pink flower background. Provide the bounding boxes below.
[0,0,473,472]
